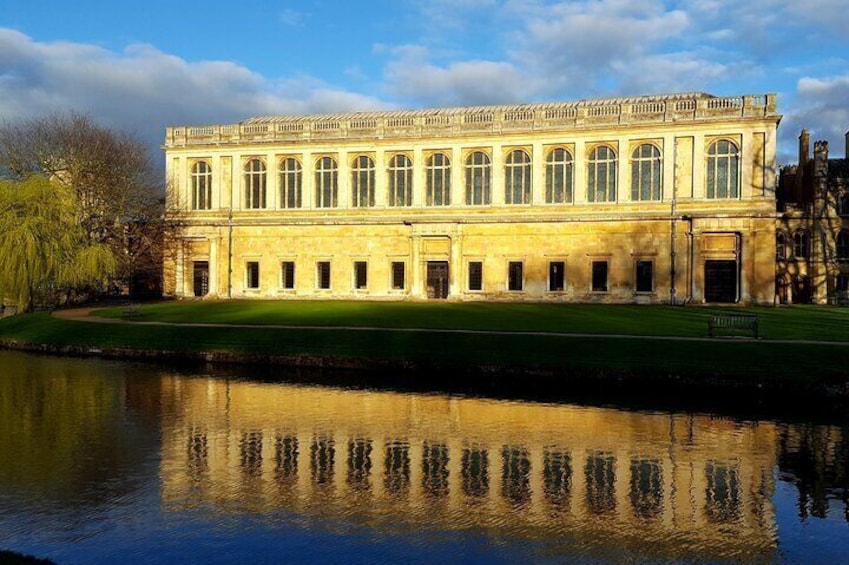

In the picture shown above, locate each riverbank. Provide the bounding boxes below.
[1,303,848,408]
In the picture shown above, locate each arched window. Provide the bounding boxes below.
[315,156,338,208]
[837,229,849,261]
[504,149,531,205]
[279,158,302,209]
[388,154,413,207]
[426,153,451,206]
[191,161,212,210]
[351,155,375,208]
[465,151,491,205]
[244,159,266,209]
[706,140,739,199]
[587,145,616,203]
[793,229,810,259]
[776,231,788,261]
[545,148,573,204]
[631,144,661,201]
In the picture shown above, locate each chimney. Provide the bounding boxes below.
[799,129,810,165]
[814,140,829,178]
[845,130,848,159]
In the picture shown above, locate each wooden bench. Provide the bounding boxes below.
[708,313,758,338]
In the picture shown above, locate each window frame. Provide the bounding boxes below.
[587,145,617,203]
[464,150,491,206]
[351,155,376,208]
[793,229,810,259]
[279,157,302,209]
[706,139,740,199]
[245,261,260,290]
[507,261,524,292]
[776,231,788,261]
[837,229,849,262]
[467,261,484,292]
[545,147,574,204]
[504,149,532,205]
[548,261,566,292]
[425,152,451,206]
[630,143,662,202]
[191,160,212,210]
[315,156,338,208]
[281,261,295,290]
[316,261,332,290]
[244,158,267,209]
[353,260,368,290]
[387,154,413,207]
[634,259,654,293]
[390,261,406,290]
[591,260,609,293]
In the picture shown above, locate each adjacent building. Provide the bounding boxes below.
[777,130,849,304]
[163,92,780,304]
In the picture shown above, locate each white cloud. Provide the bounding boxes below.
[780,75,849,162]
[0,28,389,164]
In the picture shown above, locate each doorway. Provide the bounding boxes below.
[426,261,449,299]
[704,260,737,303]
[193,261,209,297]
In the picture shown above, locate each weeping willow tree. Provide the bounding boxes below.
[0,113,162,298]
[0,176,117,311]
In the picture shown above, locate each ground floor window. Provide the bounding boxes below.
[281,261,295,289]
[549,261,565,291]
[468,261,483,291]
[354,261,368,289]
[391,261,405,290]
[635,260,653,293]
[591,261,608,292]
[246,261,260,289]
[508,261,523,291]
[317,261,331,290]
[838,274,849,293]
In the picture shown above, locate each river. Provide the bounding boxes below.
[0,350,847,564]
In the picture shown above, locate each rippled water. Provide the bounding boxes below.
[0,350,847,564]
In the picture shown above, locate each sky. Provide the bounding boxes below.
[1,0,848,166]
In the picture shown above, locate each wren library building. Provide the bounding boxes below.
[163,92,783,304]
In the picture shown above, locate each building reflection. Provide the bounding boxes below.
[159,377,781,562]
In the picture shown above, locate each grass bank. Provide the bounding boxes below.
[0,302,847,397]
[92,300,849,342]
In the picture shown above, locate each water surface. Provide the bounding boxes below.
[0,351,847,564]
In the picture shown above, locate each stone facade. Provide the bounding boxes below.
[777,130,849,304]
[164,92,780,304]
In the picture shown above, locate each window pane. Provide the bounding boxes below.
[354,261,368,289]
[391,262,405,290]
[246,262,260,289]
[508,261,523,291]
[592,261,608,292]
[281,261,295,289]
[468,262,483,291]
[636,260,653,292]
[549,261,565,291]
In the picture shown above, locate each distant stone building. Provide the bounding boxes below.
[163,92,780,304]
[777,130,849,304]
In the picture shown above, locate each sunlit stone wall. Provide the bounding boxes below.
[164,93,780,304]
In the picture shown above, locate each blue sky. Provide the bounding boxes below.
[2,0,848,164]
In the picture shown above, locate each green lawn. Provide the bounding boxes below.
[92,300,849,342]
[2,303,848,389]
